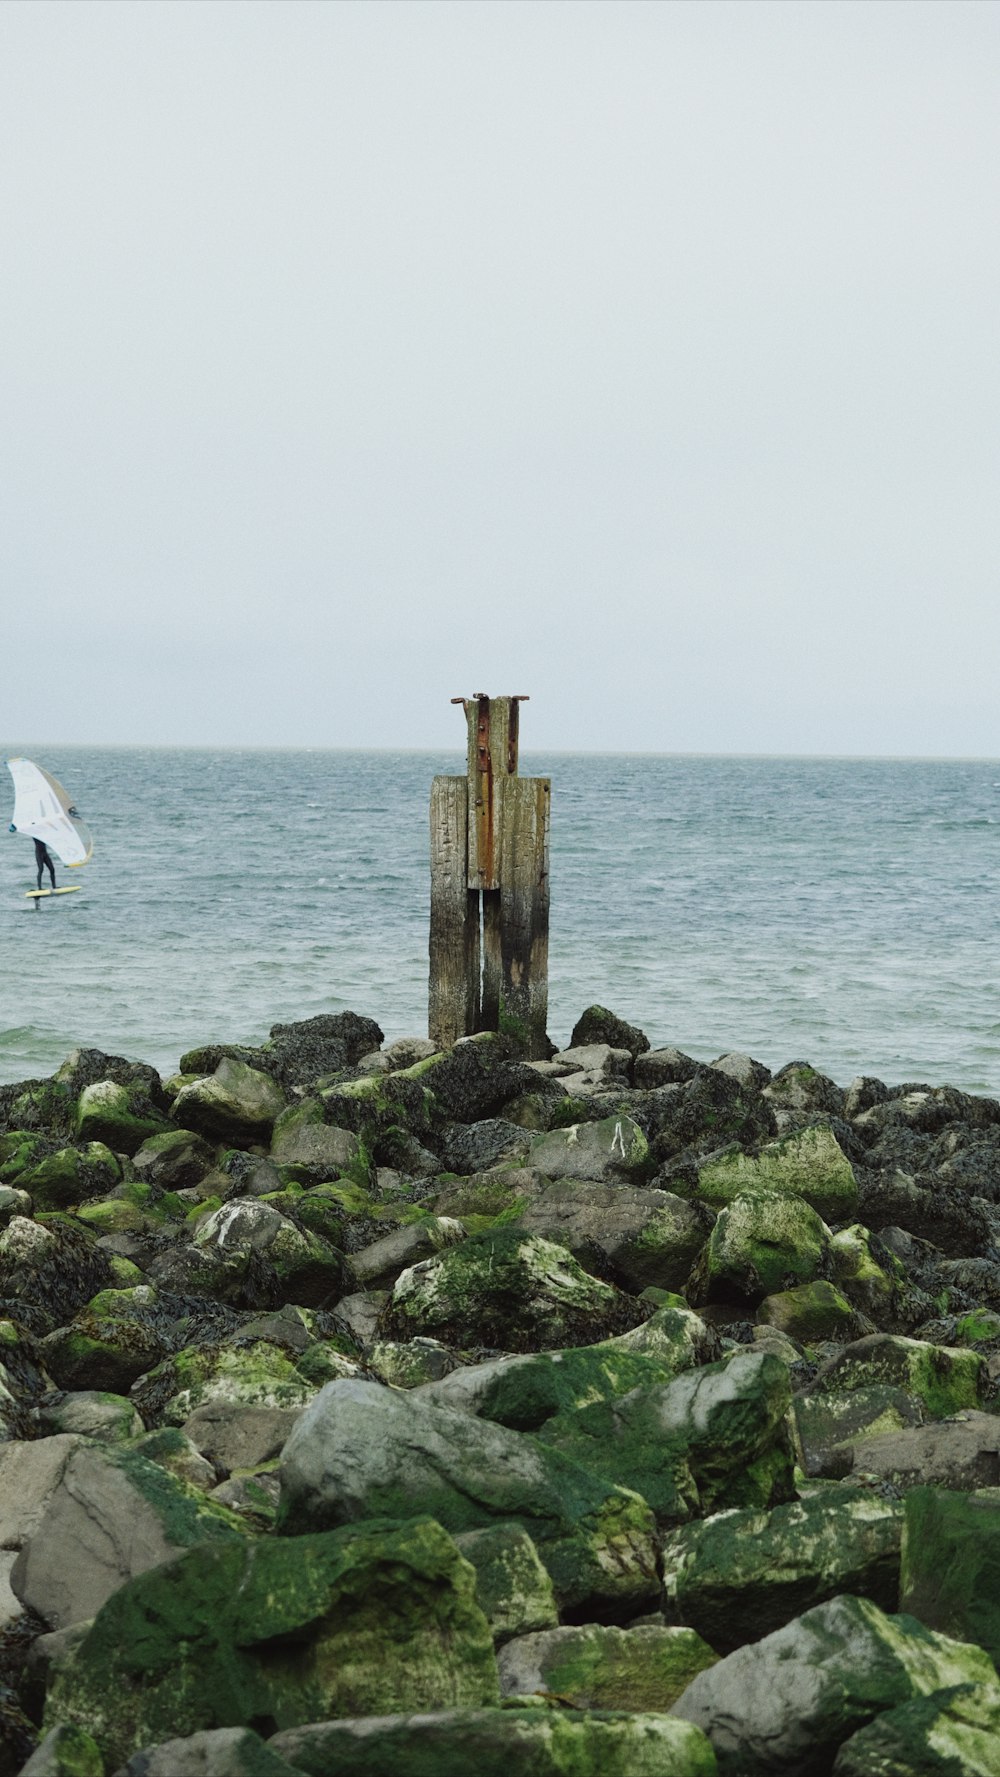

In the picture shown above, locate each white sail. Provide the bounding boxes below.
[6,758,93,867]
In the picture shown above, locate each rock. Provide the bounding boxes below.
[276,1377,659,1615]
[670,1594,997,1776]
[696,1125,859,1222]
[437,1119,532,1174]
[649,1068,776,1167]
[515,1179,713,1294]
[793,1385,925,1479]
[709,1052,773,1090]
[899,1486,1000,1666]
[569,1006,651,1057]
[830,1224,910,1323]
[261,1012,385,1087]
[695,1189,832,1308]
[842,1413,1000,1491]
[43,1518,497,1769]
[367,1336,457,1388]
[269,1707,715,1777]
[832,1678,1000,1777]
[110,1726,304,1777]
[764,1061,845,1117]
[401,1035,543,1124]
[330,1291,387,1351]
[756,1279,861,1342]
[0,1434,243,1629]
[181,1401,304,1474]
[806,1333,985,1419]
[536,1349,796,1524]
[15,1144,122,1212]
[416,1314,708,1431]
[190,1198,343,1307]
[386,1229,644,1352]
[527,1115,648,1183]
[37,1389,144,1444]
[384,1036,439,1069]
[40,1285,170,1393]
[269,1099,359,1181]
[550,1044,634,1091]
[843,1075,891,1119]
[661,1489,903,1653]
[171,1059,286,1144]
[16,1724,104,1777]
[132,1127,215,1188]
[74,1080,173,1156]
[130,1426,218,1490]
[497,1621,717,1710]
[452,1525,558,1645]
[346,1216,466,1291]
[633,1048,701,1088]
[131,1338,336,1428]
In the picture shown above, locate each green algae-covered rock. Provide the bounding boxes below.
[756,1278,859,1342]
[387,1229,644,1352]
[171,1058,286,1144]
[536,1348,795,1524]
[670,1593,997,1776]
[268,1708,716,1777]
[131,1338,342,1427]
[833,1680,1000,1777]
[830,1224,910,1321]
[661,1489,903,1653]
[277,1377,659,1615]
[44,1519,499,1769]
[793,1384,925,1478]
[453,1525,559,1645]
[17,1144,121,1211]
[515,1178,712,1294]
[74,1080,173,1156]
[497,1621,717,1710]
[809,1333,985,1419]
[697,1124,858,1221]
[40,1285,169,1393]
[16,1723,105,1777]
[695,1188,832,1307]
[900,1487,1000,1666]
[132,1126,215,1189]
[95,1727,303,1777]
[269,1099,360,1182]
[193,1198,344,1307]
[527,1115,649,1182]
[416,1321,705,1431]
[38,1389,144,1445]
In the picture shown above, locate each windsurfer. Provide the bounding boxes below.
[34,839,56,892]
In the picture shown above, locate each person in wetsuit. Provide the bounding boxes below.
[34,839,56,891]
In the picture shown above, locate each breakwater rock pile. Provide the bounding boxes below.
[2,1007,1000,1774]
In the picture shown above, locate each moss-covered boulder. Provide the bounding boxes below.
[899,1487,1000,1666]
[670,1594,996,1776]
[830,1223,911,1322]
[661,1489,903,1653]
[536,1349,796,1524]
[171,1058,286,1144]
[269,1099,360,1182]
[498,1622,717,1711]
[74,1080,173,1156]
[756,1278,859,1342]
[452,1525,559,1646]
[132,1127,215,1189]
[269,1708,715,1777]
[277,1377,659,1615]
[697,1124,857,1222]
[516,1179,712,1294]
[16,1143,121,1211]
[417,1311,710,1432]
[192,1199,343,1307]
[833,1680,1000,1777]
[386,1229,644,1351]
[40,1285,170,1393]
[807,1333,985,1419]
[793,1384,925,1479]
[696,1189,832,1307]
[527,1115,649,1183]
[347,1216,466,1291]
[131,1337,344,1427]
[43,1518,498,1769]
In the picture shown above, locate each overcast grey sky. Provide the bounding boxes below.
[2,1,998,754]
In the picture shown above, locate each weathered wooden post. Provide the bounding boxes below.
[429,694,550,1056]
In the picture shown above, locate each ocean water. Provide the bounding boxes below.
[3,748,1000,1095]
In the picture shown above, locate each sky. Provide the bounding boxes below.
[2,0,998,755]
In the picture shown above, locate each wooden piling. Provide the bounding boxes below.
[429,696,550,1056]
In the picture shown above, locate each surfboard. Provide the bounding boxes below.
[25,886,82,899]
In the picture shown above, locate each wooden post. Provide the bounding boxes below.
[429,695,550,1056]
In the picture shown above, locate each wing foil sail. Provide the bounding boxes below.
[6,758,93,867]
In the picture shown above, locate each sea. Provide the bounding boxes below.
[3,748,1000,1097]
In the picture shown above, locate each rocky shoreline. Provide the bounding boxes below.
[1,1007,1000,1774]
